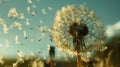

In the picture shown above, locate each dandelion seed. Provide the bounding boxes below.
[39,26,47,36]
[32,61,37,67]
[5,39,9,48]
[3,24,9,34]
[41,9,46,15]
[0,56,4,64]
[27,7,30,14]
[30,52,34,56]
[26,18,30,26]
[15,35,20,44]
[32,4,37,8]
[27,0,32,4]
[40,19,43,24]
[31,11,37,16]
[19,13,25,19]
[14,22,22,30]
[23,30,27,37]
[13,63,17,67]
[8,8,18,19]
[0,18,4,25]
[0,43,3,48]
[17,51,24,58]
[48,6,52,11]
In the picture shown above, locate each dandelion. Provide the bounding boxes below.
[8,8,19,19]
[50,5,105,67]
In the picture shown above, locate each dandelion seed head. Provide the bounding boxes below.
[51,5,105,55]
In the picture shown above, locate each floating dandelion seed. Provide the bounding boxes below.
[41,9,46,15]
[27,7,30,14]
[50,5,105,67]
[3,24,9,34]
[32,4,37,8]
[17,51,24,58]
[8,8,19,19]
[48,6,52,11]
[26,18,30,26]
[15,35,20,44]
[5,39,9,48]
[27,0,32,4]
[40,19,44,24]
[19,13,25,19]
[39,25,47,36]
[14,22,22,30]
[23,30,27,37]
[0,56,4,64]
[17,51,24,63]
[31,11,37,16]
[0,18,4,25]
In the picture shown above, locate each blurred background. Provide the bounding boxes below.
[0,0,120,67]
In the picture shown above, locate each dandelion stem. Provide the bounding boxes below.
[50,57,53,67]
[77,52,82,67]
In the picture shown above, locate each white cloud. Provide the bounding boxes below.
[106,21,120,37]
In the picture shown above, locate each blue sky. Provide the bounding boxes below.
[0,0,120,59]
